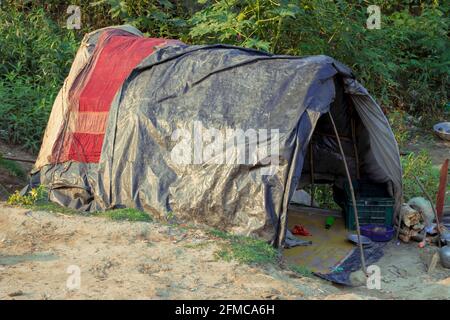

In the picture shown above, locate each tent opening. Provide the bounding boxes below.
[284,86,394,275]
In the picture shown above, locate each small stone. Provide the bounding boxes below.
[349,270,367,287]
[8,290,23,297]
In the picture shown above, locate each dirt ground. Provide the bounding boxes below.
[0,204,336,300]
[0,204,448,300]
[406,135,450,167]
[0,138,449,300]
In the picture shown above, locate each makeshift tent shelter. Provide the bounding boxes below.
[30,25,402,248]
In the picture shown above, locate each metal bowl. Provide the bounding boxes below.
[433,122,450,141]
[347,234,372,246]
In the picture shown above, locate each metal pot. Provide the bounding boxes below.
[441,230,450,245]
[440,246,450,269]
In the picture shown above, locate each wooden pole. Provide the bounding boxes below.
[413,175,442,246]
[436,159,449,224]
[328,112,367,275]
[1,156,36,163]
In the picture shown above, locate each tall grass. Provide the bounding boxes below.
[0,7,78,152]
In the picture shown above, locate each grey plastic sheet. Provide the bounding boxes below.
[31,31,402,248]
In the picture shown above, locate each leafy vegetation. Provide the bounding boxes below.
[30,202,81,215]
[313,151,441,208]
[0,1,447,153]
[209,229,278,265]
[401,151,440,201]
[313,184,340,210]
[96,208,153,222]
[7,185,48,206]
[386,110,417,149]
[0,6,78,152]
[0,1,447,212]
[288,264,313,277]
[7,185,152,221]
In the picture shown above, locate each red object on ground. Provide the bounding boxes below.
[436,159,449,224]
[292,225,312,236]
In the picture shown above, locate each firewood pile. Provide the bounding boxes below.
[398,204,425,242]
[398,197,438,244]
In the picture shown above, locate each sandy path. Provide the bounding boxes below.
[1,204,448,300]
[0,204,337,300]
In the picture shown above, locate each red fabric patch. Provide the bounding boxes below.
[58,31,171,163]
[68,133,104,163]
[78,36,166,113]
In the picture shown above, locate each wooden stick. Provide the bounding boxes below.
[414,175,441,237]
[1,156,36,163]
[436,159,449,224]
[328,112,367,275]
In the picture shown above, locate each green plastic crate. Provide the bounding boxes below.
[343,181,395,230]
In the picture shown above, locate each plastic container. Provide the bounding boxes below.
[360,224,395,242]
[344,181,395,230]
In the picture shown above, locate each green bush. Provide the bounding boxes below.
[401,151,440,201]
[209,229,278,265]
[97,208,153,222]
[7,185,48,206]
[0,1,448,153]
[187,1,448,115]
[0,7,78,152]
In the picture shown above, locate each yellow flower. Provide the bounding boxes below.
[30,188,38,199]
